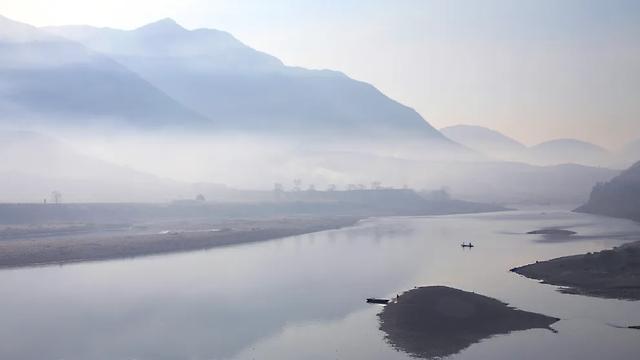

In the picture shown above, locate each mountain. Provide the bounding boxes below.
[440,125,526,160]
[0,15,206,129]
[0,130,195,202]
[525,139,610,166]
[440,125,618,167]
[616,139,640,168]
[576,160,640,221]
[424,162,618,206]
[44,19,455,143]
[1,15,618,207]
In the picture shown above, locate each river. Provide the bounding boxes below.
[1,210,639,359]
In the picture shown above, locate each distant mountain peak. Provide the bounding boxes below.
[525,138,610,167]
[532,138,608,153]
[135,17,185,33]
[441,124,525,146]
[0,13,54,42]
[440,124,526,160]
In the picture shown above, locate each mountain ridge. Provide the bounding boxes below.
[526,138,610,166]
[0,15,209,128]
[440,124,526,161]
[44,18,453,142]
[442,124,617,167]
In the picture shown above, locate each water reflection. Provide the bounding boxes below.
[0,223,416,360]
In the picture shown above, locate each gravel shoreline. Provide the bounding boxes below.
[0,216,361,268]
[511,240,640,301]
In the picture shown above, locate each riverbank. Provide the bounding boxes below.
[0,190,507,269]
[511,240,640,301]
[0,216,360,268]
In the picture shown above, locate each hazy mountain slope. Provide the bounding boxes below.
[526,139,610,166]
[460,162,617,206]
[0,130,616,206]
[576,160,640,221]
[616,139,640,168]
[0,15,207,129]
[269,149,618,206]
[440,125,526,160]
[440,125,614,167]
[0,131,195,202]
[45,19,455,142]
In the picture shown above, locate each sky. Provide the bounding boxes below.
[1,0,639,148]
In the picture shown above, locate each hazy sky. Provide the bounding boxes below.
[2,0,639,148]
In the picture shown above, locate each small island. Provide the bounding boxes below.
[378,286,558,359]
[527,229,577,236]
[511,241,640,301]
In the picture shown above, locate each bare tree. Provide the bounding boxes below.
[51,191,62,204]
[293,179,302,192]
[327,184,337,192]
[371,181,381,190]
[273,183,284,200]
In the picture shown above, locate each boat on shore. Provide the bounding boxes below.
[366,298,390,304]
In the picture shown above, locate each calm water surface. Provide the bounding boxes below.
[1,210,639,359]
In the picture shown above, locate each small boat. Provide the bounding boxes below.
[366,298,390,304]
[461,243,474,248]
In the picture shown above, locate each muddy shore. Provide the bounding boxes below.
[511,240,640,301]
[0,216,360,268]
